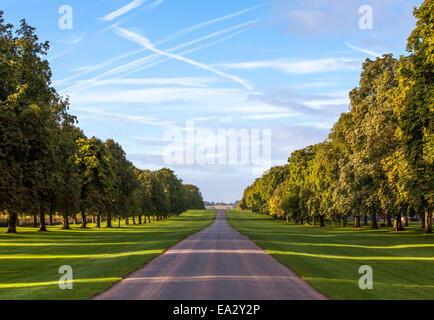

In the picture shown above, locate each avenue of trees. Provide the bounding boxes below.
[239,1,433,233]
[0,12,204,233]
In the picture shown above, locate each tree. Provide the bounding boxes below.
[394,0,433,233]
[307,142,340,227]
[184,184,205,209]
[53,124,83,230]
[75,137,115,228]
[105,139,137,227]
[0,14,74,232]
[288,147,316,224]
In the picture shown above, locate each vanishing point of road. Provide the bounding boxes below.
[94,210,327,300]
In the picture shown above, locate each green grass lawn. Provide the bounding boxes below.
[0,209,215,300]
[226,210,434,300]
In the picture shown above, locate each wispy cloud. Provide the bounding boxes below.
[345,42,381,58]
[145,0,164,10]
[72,77,215,88]
[244,113,294,120]
[59,5,260,90]
[54,49,146,87]
[217,57,362,74]
[100,0,148,22]
[60,22,251,93]
[114,27,254,90]
[69,87,241,105]
[60,34,87,45]
[74,107,175,128]
[48,48,74,62]
[121,21,259,78]
[161,3,267,43]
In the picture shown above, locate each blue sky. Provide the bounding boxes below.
[0,0,422,202]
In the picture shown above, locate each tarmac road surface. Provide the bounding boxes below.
[94,210,327,300]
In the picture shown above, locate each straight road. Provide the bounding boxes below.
[94,210,327,300]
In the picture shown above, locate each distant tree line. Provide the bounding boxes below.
[239,1,433,233]
[0,12,204,233]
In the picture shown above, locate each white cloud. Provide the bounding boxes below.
[113,26,254,90]
[59,34,87,45]
[302,97,349,110]
[145,0,164,10]
[68,87,241,105]
[59,4,260,91]
[244,113,295,120]
[100,0,147,22]
[345,42,381,58]
[73,107,175,128]
[217,57,363,74]
[60,20,257,93]
[161,3,266,43]
[72,77,215,88]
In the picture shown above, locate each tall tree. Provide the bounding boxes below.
[105,139,137,227]
[394,0,433,233]
[0,14,74,232]
[75,137,115,228]
[184,184,205,209]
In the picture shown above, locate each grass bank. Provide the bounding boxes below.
[0,209,215,300]
[226,210,434,300]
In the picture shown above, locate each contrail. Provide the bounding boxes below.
[58,4,264,89]
[124,20,260,76]
[345,42,381,58]
[61,21,258,93]
[54,48,146,86]
[123,28,252,77]
[113,26,254,91]
[161,3,267,43]
[145,0,164,10]
[101,0,148,22]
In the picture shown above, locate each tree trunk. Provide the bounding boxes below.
[96,215,101,228]
[118,217,121,227]
[132,215,136,225]
[319,215,325,227]
[33,214,38,227]
[386,214,392,227]
[420,214,425,228]
[7,211,17,233]
[424,208,432,234]
[125,217,129,225]
[371,212,378,229]
[341,216,347,227]
[81,213,87,228]
[363,214,368,225]
[62,213,70,230]
[148,216,151,223]
[106,213,112,228]
[300,217,303,224]
[312,216,316,226]
[392,214,405,232]
[49,214,53,225]
[39,211,47,232]
[138,215,142,224]
[403,215,408,227]
[306,215,310,225]
[354,216,361,228]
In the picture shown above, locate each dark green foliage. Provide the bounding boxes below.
[240,1,433,233]
[0,12,205,233]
